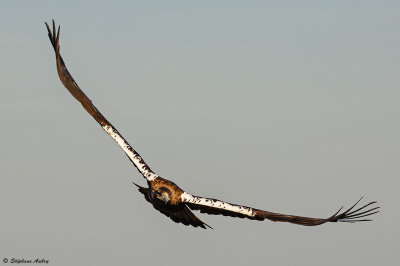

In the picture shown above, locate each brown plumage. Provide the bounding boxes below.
[134,183,212,229]
[46,20,379,229]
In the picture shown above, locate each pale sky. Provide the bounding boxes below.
[1,1,399,265]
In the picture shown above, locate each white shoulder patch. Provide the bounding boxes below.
[102,124,158,181]
[181,192,255,217]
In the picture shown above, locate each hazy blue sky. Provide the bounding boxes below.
[1,1,398,265]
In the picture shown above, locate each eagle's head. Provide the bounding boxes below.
[152,187,172,205]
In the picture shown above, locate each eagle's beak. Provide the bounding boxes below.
[160,193,169,205]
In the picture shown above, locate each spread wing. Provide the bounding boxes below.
[45,20,158,182]
[133,184,212,229]
[181,192,379,226]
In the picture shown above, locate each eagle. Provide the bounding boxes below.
[45,20,379,229]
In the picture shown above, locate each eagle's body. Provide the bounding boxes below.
[45,20,379,229]
[150,178,184,206]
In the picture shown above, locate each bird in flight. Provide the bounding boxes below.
[45,20,379,229]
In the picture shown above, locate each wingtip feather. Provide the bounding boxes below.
[335,198,379,223]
